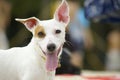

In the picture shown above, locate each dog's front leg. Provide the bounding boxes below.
[46,71,55,80]
[21,75,42,80]
[21,74,37,80]
[21,71,43,80]
[22,73,53,80]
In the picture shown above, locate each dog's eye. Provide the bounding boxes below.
[55,30,61,34]
[38,32,45,37]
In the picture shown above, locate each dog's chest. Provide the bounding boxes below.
[0,47,55,80]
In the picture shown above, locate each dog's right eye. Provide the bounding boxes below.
[38,32,45,37]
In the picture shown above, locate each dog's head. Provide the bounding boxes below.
[16,0,70,71]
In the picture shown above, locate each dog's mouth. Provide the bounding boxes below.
[40,46,62,71]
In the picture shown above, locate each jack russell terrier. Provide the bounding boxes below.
[0,0,70,80]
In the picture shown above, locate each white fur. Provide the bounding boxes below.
[33,19,66,57]
[0,0,69,80]
[0,42,55,80]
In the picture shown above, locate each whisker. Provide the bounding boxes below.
[64,40,73,48]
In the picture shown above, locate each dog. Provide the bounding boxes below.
[0,0,70,80]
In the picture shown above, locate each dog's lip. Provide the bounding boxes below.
[40,46,62,56]
[56,46,62,56]
[40,47,46,56]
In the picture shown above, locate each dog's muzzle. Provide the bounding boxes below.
[40,44,62,71]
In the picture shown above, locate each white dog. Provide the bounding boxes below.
[0,0,70,80]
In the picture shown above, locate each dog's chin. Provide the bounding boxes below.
[40,46,62,71]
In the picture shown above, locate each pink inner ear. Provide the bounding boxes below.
[25,19,37,29]
[57,2,69,23]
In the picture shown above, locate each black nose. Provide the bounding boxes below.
[47,44,56,52]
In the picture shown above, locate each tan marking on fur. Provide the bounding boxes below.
[34,25,46,38]
[65,25,69,34]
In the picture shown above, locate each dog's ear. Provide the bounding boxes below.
[15,17,39,32]
[54,0,70,25]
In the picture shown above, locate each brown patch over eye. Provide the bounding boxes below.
[34,25,46,38]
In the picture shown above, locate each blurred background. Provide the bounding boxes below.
[0,0,120,75]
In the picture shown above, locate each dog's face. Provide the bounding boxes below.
[33,19,66,56]
[16,0,70,71]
